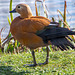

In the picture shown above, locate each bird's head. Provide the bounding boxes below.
[10,4,33,18]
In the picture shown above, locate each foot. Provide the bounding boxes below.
[38,61,48,66]
[23,63,37,67]
[23,61,48,67]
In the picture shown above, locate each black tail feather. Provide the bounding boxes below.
[65,38,75,49]
[50,37,75,50]
[66,36,73,41]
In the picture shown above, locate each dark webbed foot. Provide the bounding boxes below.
[23,64,37,67]
[38,61,48,66]
[23,62,48,67]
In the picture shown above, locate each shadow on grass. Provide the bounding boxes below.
[0,66,32,75]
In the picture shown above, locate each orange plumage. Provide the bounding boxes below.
[10,5,51,49]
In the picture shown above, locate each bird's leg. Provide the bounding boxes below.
[24,48,50,66]
[39,46,50,65]
[44,46,50,64]
[31,51,37,66]
[23,50,37,67]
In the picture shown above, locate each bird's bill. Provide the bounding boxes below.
[9,8,16,13]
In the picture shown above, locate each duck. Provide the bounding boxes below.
[10,3,75,66]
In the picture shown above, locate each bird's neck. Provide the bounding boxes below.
[20,12,33,18]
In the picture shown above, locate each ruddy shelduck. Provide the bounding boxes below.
[10,4,75,66]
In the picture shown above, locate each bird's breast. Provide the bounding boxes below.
[10,16,51,49]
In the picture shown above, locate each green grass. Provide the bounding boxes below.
[0,50,75,75]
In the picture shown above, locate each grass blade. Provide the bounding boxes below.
[10,0,13,22]
[42,1,48,18]
[35,1,38,16]
[0,28,4,48]
[57,9,69,27]
[7,16,11,25]
[64,0,67,27]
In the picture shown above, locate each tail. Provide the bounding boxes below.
[50,37,75,51]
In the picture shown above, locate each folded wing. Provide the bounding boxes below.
[36,23,75,50]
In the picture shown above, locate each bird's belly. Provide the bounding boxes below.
[13,32,46,49]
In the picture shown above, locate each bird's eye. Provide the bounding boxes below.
[18,6,20,8]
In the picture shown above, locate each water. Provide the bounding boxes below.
[0,0,75,38]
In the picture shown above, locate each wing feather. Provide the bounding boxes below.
[36,25,75,50]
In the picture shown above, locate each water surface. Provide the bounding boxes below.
[0,0,75,38]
